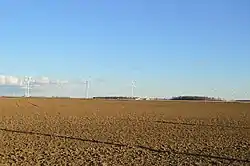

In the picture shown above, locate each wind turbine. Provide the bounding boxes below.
[54,79,69,97]
[131,80,136,98]
[23,76,34,97]
[54,80,62,97]
[83,77,91,99]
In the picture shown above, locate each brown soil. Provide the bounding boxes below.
[0,98,249,165]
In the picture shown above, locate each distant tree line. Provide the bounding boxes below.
[235,100,250,102]
[93,96,224,101]
[52,96,71,99]
[93,96,136,100]
[170,96,222,101]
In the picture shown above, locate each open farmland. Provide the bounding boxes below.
[0,98,249,165]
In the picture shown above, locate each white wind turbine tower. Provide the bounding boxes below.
[83,77,91,99]
[23,76,34,97]
[55,80,63,97]
[131,80,136,98]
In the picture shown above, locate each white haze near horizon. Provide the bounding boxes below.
[0,75,249,100]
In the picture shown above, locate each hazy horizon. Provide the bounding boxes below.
[0,74,248,100]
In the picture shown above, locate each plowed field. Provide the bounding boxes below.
[0,98,249,165]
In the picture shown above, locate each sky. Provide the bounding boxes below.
[0,0,250,99]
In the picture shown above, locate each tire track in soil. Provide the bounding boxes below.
[121,118,250,130]
[15,102,20,108]
[0,128,249,163]
[27,102,39,108]
[153,120,250,130]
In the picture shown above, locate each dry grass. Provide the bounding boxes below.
[0,98,249,165]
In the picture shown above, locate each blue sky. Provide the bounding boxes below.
[0,0,250,99]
